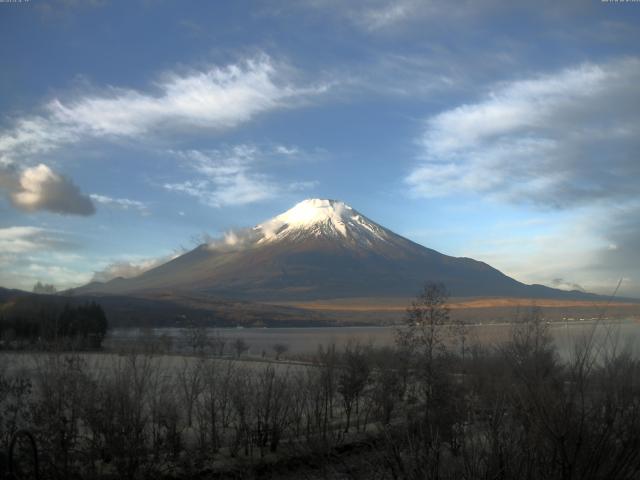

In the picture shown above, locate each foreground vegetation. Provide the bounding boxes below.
[1,284,639,479]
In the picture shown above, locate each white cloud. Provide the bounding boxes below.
[289,180,320,191]
[0,227,181,291]
[164,147,276,207]
[357,0,439,30]
[407,57,640,207]
[303,0,592,33]
[91,252,181,283]
[0,164,95,215]
[0,55,326,167]
[0,56,325,215]
[0,226,78,254]
[164,145,318,208]
[407,57,640,297]
[0,226,89,291]
[0,226,54,254]
[295,0,444,31]
[462,215,604,291]
[274,145,300,156]
[90,194,150,215]
[462,209,640,298]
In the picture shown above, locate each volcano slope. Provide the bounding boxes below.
[76,199,606,307]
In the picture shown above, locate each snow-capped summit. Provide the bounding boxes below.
[269,199,351,233]
[255,198,388,244]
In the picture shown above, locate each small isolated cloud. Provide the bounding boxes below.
[274,145,300,156]
[200,227,263,251]
[288,180,320,191]
[91,252,181,283]
[90,194,150,215]
[0,55,326,167]
[164,145,318,208]
[0,164,95,215]
[551,277,585,292]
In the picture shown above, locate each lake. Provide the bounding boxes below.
[107,318,640,360]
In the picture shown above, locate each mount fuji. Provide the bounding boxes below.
[76,199,598,303]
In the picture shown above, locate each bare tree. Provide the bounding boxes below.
[397,282,450,358]
[78,354,154,480]
[195,359,235,456]
[397,282,451,407]
[229,367,253,457]
[31,353,89,479]
[0,367,32,452]
[338,342,370,432]
[177,358,204,428]
[210,330,227,357]
[370,354,403,425]
[158,332,173,353]
[233,338,250,358]
[272,343,289,360]
[183,320,209,355]
[253,365,293,455]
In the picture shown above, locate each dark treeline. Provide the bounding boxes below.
[1,283,639,479]
[0,301,108,350]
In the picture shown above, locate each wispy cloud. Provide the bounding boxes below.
[460,213,610,293]
[303,0,595,33]
[0,226,181,290]
[0,164,95,215]
[408,57,640,296]
[590,201,640,297]
[0,226,76,254]
[164,144,318,207]
[0,225,90,291]
[164,146,277,208]
[356,0,442,31]
[289,180,320,191]
[0,55,326,167]
[90,194,150,215]
[407,57,640,207]
[91,252,182,283]
[274,144,300,156]
[294,0,450,32]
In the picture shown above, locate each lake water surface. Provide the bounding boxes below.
[108,319,640,360]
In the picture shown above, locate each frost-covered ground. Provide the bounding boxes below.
[0,351,306,379]
[1,319,637,375]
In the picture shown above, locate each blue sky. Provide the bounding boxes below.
[1,0,639,297]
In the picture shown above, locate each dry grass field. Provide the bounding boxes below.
[268,296,640,325]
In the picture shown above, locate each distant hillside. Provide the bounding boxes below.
[0,287,336,328]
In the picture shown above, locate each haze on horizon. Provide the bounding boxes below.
[0,0,639,298]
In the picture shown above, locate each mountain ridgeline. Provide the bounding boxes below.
[75,199,598,302]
